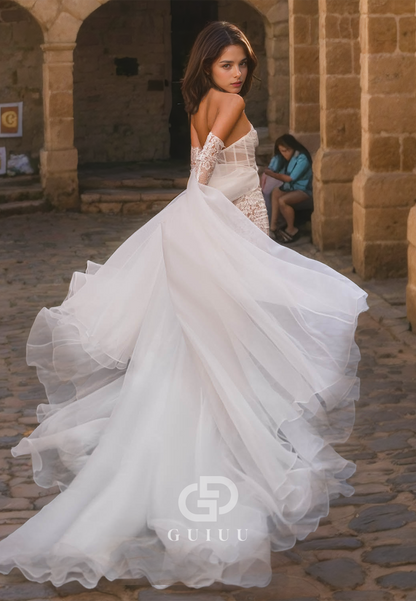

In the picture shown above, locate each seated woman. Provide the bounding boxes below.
[263,134,313,243]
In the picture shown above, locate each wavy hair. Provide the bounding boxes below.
[181,21,259,116]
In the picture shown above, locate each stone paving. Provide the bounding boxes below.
[0,211,415,601]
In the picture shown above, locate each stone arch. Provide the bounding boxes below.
[0,0,44,165]
[73,0,273,164]
[73,0,173,164]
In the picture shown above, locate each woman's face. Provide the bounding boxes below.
[209,44,248,94]
[278,145,295,161]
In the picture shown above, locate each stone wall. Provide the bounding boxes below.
[312,0,361,251]
[352,0,416,279]
[0,1,43,165]
[218,1,268,127]
[73,0,171,164]
[264,1,290,140]
[289,0,320,153]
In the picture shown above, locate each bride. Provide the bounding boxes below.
[0,21,368,590]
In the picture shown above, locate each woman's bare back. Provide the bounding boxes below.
[191,89,252,149]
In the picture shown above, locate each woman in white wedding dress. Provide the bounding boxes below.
[0,21,368,590]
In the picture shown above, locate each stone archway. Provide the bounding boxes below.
[0,1,44,168]
[12,0,288,209]
[73,0,271,166]
[74,0,172,164]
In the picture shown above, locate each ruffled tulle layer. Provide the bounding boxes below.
[0,172,368,589]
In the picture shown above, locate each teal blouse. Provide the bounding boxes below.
[268,151,313,196]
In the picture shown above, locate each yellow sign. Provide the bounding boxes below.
[1,111,18,130]
[0,103,22,137]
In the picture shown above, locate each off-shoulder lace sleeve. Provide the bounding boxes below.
[194,132,225,185]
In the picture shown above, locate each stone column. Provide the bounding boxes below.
[40,42,79,210]
[264,1,290,140]
[408,207,416,330]
[352,0,416,279]
[288,0,320,153]
[312,0,361,251]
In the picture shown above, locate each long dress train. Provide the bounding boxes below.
[0,121,368,589]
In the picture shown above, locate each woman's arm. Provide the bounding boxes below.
[263,155,291,182]
[193,94,246,185]
[263,169,292,182]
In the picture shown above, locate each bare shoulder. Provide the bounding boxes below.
[212,89,245,113]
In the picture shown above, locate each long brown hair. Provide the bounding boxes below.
[181,21,258,116]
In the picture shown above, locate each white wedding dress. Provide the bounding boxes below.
[0,121,368,590]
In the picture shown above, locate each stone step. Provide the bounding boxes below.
[80,176,189,191]
[0,174,40,188]
[81,187,184,215]
[0,199,48,217]
[0,183,43,204]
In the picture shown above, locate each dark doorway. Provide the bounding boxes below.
[170,0,218,159]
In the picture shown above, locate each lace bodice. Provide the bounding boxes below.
[190,123,268,236]
[191,124,259,185]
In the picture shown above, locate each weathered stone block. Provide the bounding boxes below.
[14,0,37,10]
[44,64,73,92]
[339,15,354,39]
[323,14,340,39]
[366,135,401,172]
[42,172,79,210]
[325,75,360,109]
[310,14,319,43]
[366,96,416,135]
[45,11,82,43]
[47,91,73,119]
[399,16,416,53]
[353,203,411,241]
[352,234,408,279]
[366,54,416,95]
[402,137,416,172]
[46,117,74,149]
[292,0,318,16]
[40,148,78,173]
[293,45,319,74]
[311,211,353,250]
[406,281,416,330]
[293,74,320,103]
[96,202,122,214]
[326,0,359,15]
[325,108,361,148]
[61,0,101,22]
[366,0,415,15]
[315,181,354,218]
[408,205,416,247]
[30,0,59,29]
[291,14,310,44]
[324,40,353,74]
[352,39,360,74]
[367,16,397,53]
[313,148,361,182]
[292,104,320,133]
[266,0,289,24]
[353,171,416,208]
[407,243,416,283]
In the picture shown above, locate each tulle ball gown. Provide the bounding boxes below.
[0,120,368,590]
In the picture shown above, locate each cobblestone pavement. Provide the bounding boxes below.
[0,212,415,601]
